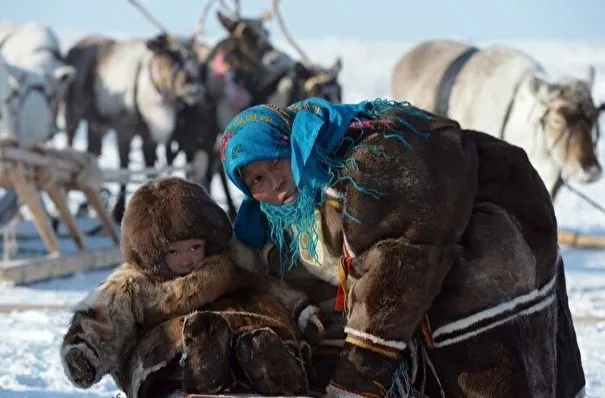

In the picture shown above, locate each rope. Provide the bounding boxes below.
[561,179,605,216]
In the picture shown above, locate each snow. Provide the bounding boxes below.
[1,32,605,397]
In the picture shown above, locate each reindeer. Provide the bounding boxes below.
[0,21,75,132]
[0,52,70,253]
[151,0,344,220]
[162,2,284,219]
[204,0,345,218]
[265,0,342,105]
[0,22,76,240]
[62,0,204,223]
[391,40,603,199]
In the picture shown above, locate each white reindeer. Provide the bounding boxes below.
[0,21,75,133]
[391,40,603,199]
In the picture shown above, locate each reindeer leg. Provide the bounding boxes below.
[141,132,157,171]
[112,131,132,224]
[80,185,120,245]
[204,150,216,194]
[87,123,105,157]
[64,94,80,149]
[186,148,209,186]
[165,139,179,166]
[75,123,106,220]
[217,161,237,221]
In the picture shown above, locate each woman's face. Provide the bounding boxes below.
[240,158,298,205]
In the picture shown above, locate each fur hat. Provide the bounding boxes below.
[120,176,233,281]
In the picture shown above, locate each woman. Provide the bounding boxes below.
[220,97,585,397]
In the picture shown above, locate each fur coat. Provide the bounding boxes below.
[61,177,321,397]
[264,109,585,397]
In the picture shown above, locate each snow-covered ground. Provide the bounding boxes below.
[1,31,605,397]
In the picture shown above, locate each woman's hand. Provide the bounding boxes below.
[297,305,325,345]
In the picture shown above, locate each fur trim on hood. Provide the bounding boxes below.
[120,177,233,281]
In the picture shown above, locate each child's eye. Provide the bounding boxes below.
[191,243,204,251]
[167,249,177,256]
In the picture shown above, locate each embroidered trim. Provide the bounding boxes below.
[432,266,558,348]
[345,335,400,359]
[343,233,356,258]
[335,254,353,311]
[326,198,343,211]
[326,381,382,398]
[420,315,434,348]
[345,327,408,350]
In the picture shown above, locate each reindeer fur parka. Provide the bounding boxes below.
[265,108,585,397]
[60,177,320,397]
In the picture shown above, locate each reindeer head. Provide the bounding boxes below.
[145,33,204,106]
[530,65,602,184]
[127,0,204,105]
[217,10,273,61]
[1,60,58,143]
[280,60,343,104]
[269,0,342,104]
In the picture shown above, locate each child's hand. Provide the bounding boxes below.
[297,305,325,345]
[62,343,105,388]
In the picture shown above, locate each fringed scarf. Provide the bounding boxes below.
[220,97,431,273]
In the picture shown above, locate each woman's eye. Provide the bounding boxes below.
[167,249,177,256]
[191,243,203,251]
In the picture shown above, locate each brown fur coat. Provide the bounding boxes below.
[265,108,585,397]
[61,177,319,397]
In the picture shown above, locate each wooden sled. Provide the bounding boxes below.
[179,393,311,398]
[0,138,122,284]
[180,394,311,398]
[558,229,605,249]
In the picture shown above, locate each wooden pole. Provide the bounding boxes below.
[558,229,605,249]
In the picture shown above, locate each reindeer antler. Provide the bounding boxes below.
[194,0,219,37]
[127,0,190,54]
[271,0,311,64]
[218,0,241,18]
[233,0,241,18]
[127,0,171,34]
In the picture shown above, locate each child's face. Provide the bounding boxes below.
[240,158,298,205]
[166,239,207,275]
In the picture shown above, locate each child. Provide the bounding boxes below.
[220,98,585,397]
[61,176,323,397]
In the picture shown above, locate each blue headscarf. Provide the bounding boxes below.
[221,98,366,251]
